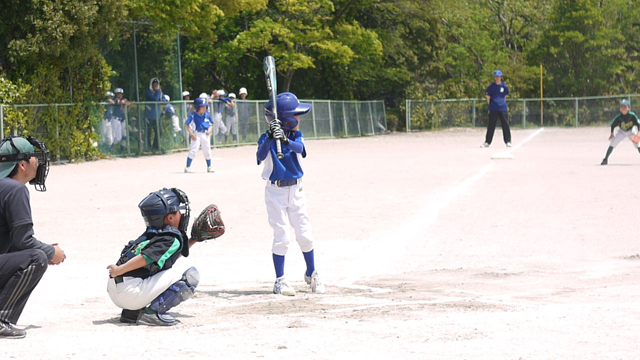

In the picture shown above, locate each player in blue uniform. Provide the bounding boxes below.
[481,70,512,148]
[111,88,130,154]
[600,99,640,165]
[256,92,325,296]
[184,97,214,173]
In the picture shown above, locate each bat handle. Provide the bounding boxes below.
[276,139,284,159]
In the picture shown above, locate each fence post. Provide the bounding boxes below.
[125,105,130,155]
[55,104,60,163]
[575,98,579,127]
[406,99,410,132]
[522,99,526,128]
[342,102,348,137]
[472,99,476,127]
[256,101,261,136]
[354,101,362,135]
[311,100,317,139]
[382,101,388,131]
[328,101,334,137]
[0,104,4,139]
[368,101,374,134]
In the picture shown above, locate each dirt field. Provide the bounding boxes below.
[3,127,639,359]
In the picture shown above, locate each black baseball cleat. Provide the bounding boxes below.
[0,321,26,339]
[120,309,143,324]
[601,159,608,165]
[136,310,180,326]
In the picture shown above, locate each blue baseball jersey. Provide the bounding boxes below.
[104,99,114,119]
[113,100,126,119]
[486,82,509,111]
[185,111,212,131]
[257,131,307,182]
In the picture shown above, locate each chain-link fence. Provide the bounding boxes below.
[0,99,386,161]
[406,95,640,131]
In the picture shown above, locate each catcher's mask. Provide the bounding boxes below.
[0,136,50,192]
[139,188,191,235]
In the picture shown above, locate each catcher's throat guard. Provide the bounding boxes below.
[0,136,50,192]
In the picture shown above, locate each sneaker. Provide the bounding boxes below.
[207,167,215,173]
[184,167,194,173]
[304,270,326,294]
[136,310,179,326]
[0,321,26,339]
[480,142,490,148]
[601,158,608,165]
[120,309,143,324]
[506,142,512,147]
[273,276,296,296]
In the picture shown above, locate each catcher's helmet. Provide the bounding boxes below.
[194,97,208,109]
[139,188,190,234]
[265,92,311,130]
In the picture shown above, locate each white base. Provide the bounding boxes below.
[491,152,514,160]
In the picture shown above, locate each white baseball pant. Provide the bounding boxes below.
[610,128,639,148]
[101,119,113,146]
[213,113,227,137]
[188,131,212,159]
[225,114,237,136]
[106,264,188,310]
[112,118,126,145]
[265,180,314,255]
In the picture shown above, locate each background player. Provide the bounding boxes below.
[256,92,325,296]
[0,136,66,338]
[102,91,115,153]
[111,88,130,154]
[223,92,237,144]
[184,97,214,173]
[481,70,512,148]
[106,188,199,326]
[212,90,229,145]
[601,99,640,165]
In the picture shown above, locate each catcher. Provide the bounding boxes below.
[106,188,224,326]
[601,99,640,165]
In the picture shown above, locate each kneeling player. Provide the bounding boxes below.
[106,188,199,326]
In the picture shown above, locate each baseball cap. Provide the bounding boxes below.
[229,93,236,98]
[239,87,248,95]
[494,70,503,77]
[182,91,190,97]
[0,137,35,178]
[217,89,226,96]
[620,99,631,107]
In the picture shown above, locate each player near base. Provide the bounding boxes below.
[256,92,325,296]
[0,136,66,338]
[601,99,640,165]
[106,188,199,326]
[481,70,512,148]
[184,97,214,173]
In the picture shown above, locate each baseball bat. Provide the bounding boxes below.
[263,56,284,159]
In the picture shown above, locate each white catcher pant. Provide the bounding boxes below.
[225,114,237,136]
[106,264,188,310]
[610,127,639,148]
[112,118,126,145]
[213,113,227,136]
[188,131,212,160]
[265,180,314,255]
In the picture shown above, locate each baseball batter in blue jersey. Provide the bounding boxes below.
[256,92,325,296]
[481,70,512,148]
[184,98,214,173]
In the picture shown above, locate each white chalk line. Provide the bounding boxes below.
[492,127,544,158]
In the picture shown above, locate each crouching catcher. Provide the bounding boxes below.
[106,188,200,326]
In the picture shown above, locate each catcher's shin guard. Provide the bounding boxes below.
[149,267,200,313]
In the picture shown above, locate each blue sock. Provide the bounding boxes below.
[206,159,211,167]
[303,250,315,277]
[186,157,193,167]
[272,254,285,278]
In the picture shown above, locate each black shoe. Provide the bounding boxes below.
[601,158,608,165]
[0,321,26,339]
[120,309,143,324]
[136,310,179,327]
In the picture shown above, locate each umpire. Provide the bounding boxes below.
[481,70,512,148]
[0,136,66,338]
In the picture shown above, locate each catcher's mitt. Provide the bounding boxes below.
[632,134,640,144]
[191,204,225,241]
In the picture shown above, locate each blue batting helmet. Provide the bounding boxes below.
[265,92,311,130]
[494,70,503,77]
[194,97,208,109]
